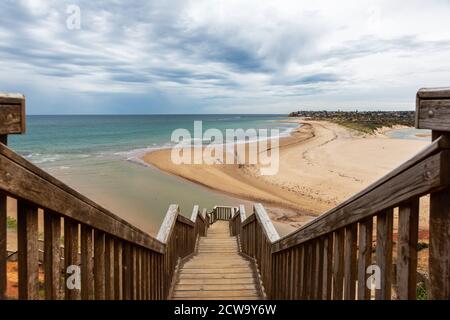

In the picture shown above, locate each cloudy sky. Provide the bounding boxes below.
[1,0,450,114]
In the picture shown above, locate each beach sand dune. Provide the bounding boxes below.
[143,120,429,230]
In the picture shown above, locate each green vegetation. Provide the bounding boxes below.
[417,242,429,251]
[7,216,17,229]
[288,110,415,133]
[416,282,428,300]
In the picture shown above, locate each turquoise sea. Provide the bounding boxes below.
[9,115,297,235]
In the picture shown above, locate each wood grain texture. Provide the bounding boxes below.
[344,224,357,300]
[0,193,6,299]
[17,201,39,300]
[397,199,419,300]
[253,203,280,243]
[417,99,450,131]
[81,224,94,300]
[113,239,123,300]
[94,230,105,300]
[105,235,114,300]
[322,233,333,299]
[375,209,393,300]
[357,217,373,300]
[0,94,25,134]
[64,218,80,300]
[429,186,450,299]
[332,229,345,300]
[44,211,61,300]
[417,87,450,99]
[156,205,179,244]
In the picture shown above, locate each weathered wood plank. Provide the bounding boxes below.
[322,233,333,300]
[64,218,80,300]
[0,93,25,103]
[123,242,132,300]
[0,193,6,300]
[172,290,259,298]
[429,187,450,299]
[0,144,164,253]
[105,235,114,300]
[190,205,199,223]
[253,204,280,243]
[113,239,123,300]
[131,246,137,299]
[80,224,94,300]
[375,209,393,300]
[417,99,450,131]
[156,205,179,244]
[357,217,373,300]
[273,150,448,252]
[397,199,419,300]
[94,230,105,300]
[44,211,61,300]
[344,223,357,300]
[0,93,25,134]
[314,238,324,299]
[332,229,344,300]
[17,201,39,300]
[417,87,450,99]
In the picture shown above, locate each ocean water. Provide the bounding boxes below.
[9,115,296,235]
[384,127,431,141]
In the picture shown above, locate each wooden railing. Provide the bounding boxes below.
[0,93,208,300]
[230,87,450,300]
[208,206,235,224]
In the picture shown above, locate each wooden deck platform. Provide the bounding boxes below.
[172,221,262,300]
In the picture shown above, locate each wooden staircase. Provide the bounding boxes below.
[172,221,262,300]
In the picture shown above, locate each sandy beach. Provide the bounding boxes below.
[144,120,430,230]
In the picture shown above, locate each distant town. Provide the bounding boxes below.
[288,110,415,133]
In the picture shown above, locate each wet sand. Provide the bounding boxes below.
[144,120,430,230]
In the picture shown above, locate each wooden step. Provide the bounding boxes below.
[180,267,251,274]
[171,220,261,300]
[173,297,260,300]
[178,273,255,279]
[177,278,257,285]
[182,263,251,268]
[175,284,257,291]
[172,290,259,298]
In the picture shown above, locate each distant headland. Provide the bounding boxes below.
[288,110,414,133]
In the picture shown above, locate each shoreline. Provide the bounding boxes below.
[143,120,430,229]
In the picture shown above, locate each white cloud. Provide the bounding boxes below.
[1,0,450,113]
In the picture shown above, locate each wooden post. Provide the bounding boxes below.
[44,210,61,300]
[375,209,393,300]
[80,225,94,300]
[428,138,450,299]
[94,230,105,300]
[397,198,419,300]
[0,93,25,299]
[0,192,6,300]
[357,217,373,300]
[416,88,450,299]
[17,201,39,300]
[64,218,80,300]
[0,93,26,136]
[344,223,357,300]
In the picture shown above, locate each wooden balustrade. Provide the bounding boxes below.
[2,88,450,300]
[228,87,450,300]
[0,92,209,300]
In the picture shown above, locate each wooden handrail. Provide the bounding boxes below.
[272,137,449,252]
[0,142,165,253]
[0,95,209,300]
